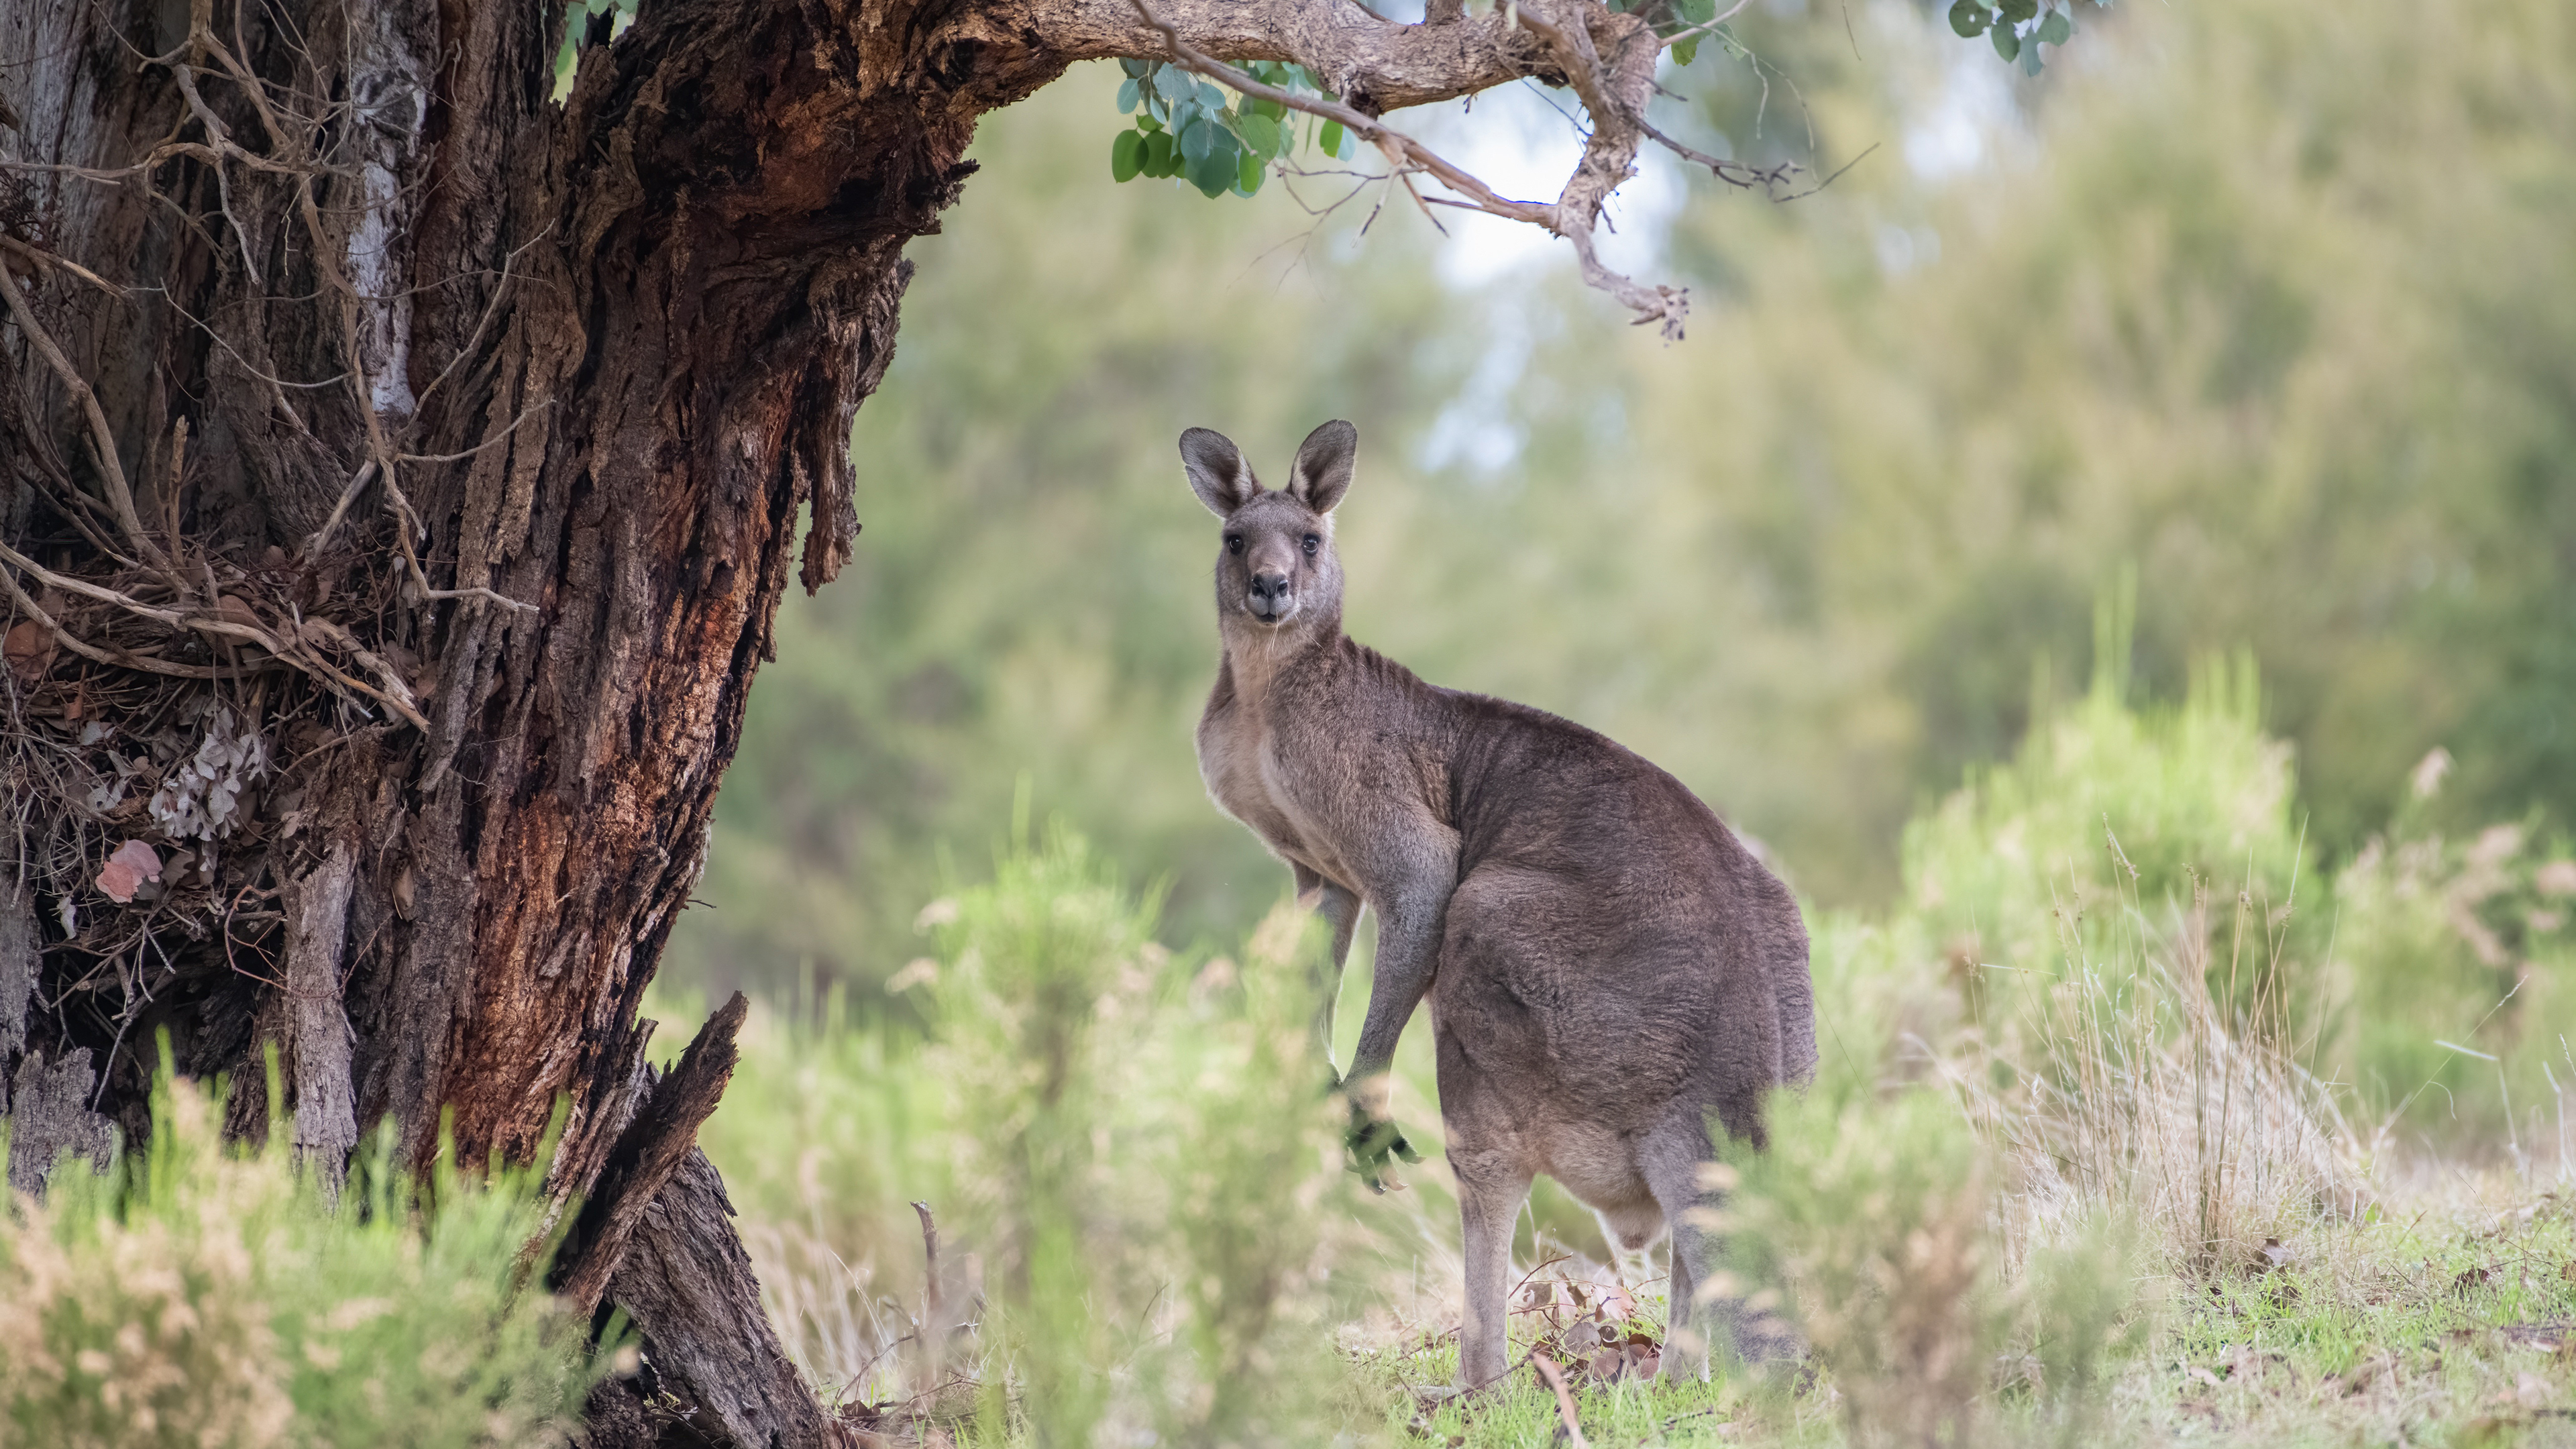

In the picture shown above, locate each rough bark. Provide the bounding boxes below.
[5,1047,112,1195]
[0,879,31,1090]
[0,0,1634,1441]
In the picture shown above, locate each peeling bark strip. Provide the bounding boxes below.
[282,841,361,1185]
[554,991,749,1316]
[0,881,33,1093]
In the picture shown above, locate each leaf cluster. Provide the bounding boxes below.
[1945,0,2093,74]
[1108,59,1355,199]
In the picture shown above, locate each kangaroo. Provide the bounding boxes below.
[1184,420,1817,1387]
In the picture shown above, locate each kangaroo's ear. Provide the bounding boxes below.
[1285,419,1358,514]
[1179,427,1260,517]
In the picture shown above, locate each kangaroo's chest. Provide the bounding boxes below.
[1197,696,1354,886]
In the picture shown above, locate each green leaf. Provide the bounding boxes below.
[1119,57,1152,79]
[2037,9,2071,44]
[1673,37,1700,65]
[1195,80,1226,110]
[1134,113,1164,135]
[1252,96,1285,121]
[1236,113,1280,158]
[1142,129,1176,177]
[1948,0,1990,36]
[2023,40,2045,73]
[1320,119,1344,158]
[1990,22,2020,60]
[1154,68,1193,103]
[1180,115,1213,165]
[1997,0,2037,22]
[1116,78,1139,113]
[1111,128,1144,182]
[1188,147,1234,197]
[1236,151,1265,195]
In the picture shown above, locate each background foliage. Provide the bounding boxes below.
[666,0,2575,1007]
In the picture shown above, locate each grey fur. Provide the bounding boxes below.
[1185,421,1817,1387]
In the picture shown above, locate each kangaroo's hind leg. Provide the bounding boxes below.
[1451,1144,1534,1390]
[1640,1114,1723,1381]
[1644,1110,1799,1380]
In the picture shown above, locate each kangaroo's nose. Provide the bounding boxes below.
[1248,572,1291,615]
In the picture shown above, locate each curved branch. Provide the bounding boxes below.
[1513,0,1689,337]
[1124,0,1690,335]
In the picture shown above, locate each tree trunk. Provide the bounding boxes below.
[3,0,1015,1436]
[1,0,1599,1440]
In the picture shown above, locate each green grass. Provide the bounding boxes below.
[672,657,2576,1448]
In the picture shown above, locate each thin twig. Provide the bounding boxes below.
[1654,0,1756,52]
[1532,1355,1592,1449]
[304,462,378,559]
[1638,118,1802,193]
[0,235,129,297]
[0,550,227,680]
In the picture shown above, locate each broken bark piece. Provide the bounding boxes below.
[608,1148,853,1448]
[554,991,749,1317]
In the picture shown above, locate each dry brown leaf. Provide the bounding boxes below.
[4,619,54,684]
[98,838,163,902]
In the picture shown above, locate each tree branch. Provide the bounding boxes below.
[1123,0,1692,335]
[1511,0,1690,337]
[1047,0,1553,114]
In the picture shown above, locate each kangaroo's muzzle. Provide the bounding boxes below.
[1248,572,1294,622]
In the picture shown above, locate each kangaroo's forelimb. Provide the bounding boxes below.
[1293,862,1364,1068]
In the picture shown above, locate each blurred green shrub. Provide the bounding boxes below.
[1719,1084,2010,1446]
[0,1044,597,1448]
[694,824,1354,1442]
[1719,1079,2149,1448]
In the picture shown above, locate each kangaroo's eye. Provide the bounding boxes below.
[1225,534,1244,555]
[1301,534,1321,557]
